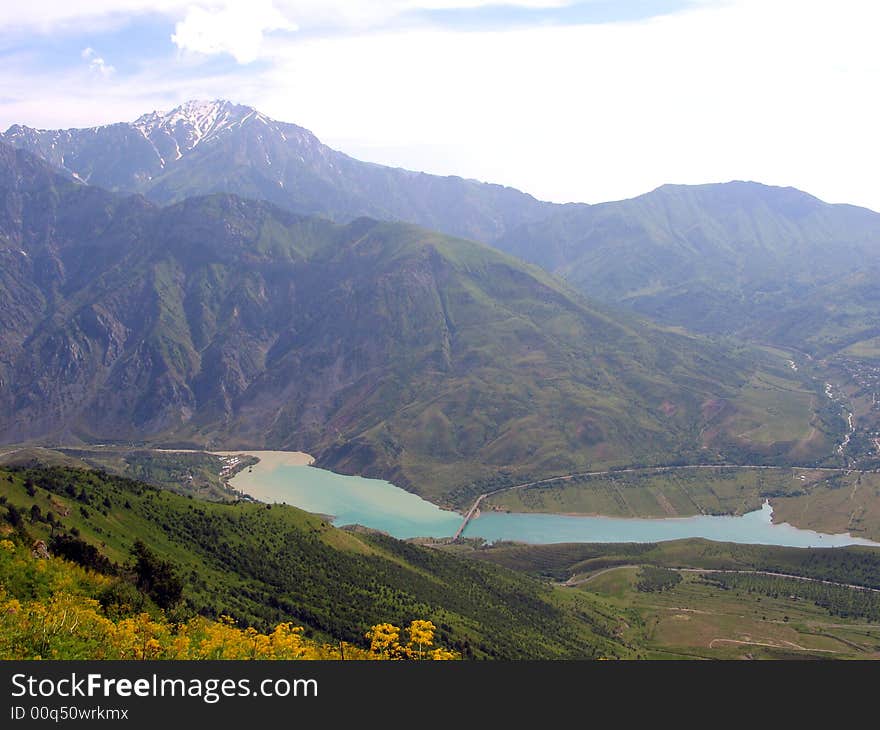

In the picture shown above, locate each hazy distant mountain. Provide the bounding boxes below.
[1,100,570,244]
[495,182,880,354]
[0,143,819,498]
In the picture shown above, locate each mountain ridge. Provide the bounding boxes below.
[494,180,880,353]
[0,142,826,499]
[9,101,879,357]
[2,99,569,244]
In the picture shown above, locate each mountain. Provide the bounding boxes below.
[1,99,571,244]
[9,103,880,357]
[494,182,880,355]
[0,143,826,500]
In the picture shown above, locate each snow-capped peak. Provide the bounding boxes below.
[134,100,262,155]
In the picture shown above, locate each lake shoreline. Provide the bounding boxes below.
[215,450,880,547]
[224,450,464,538]
[214,449,315,470]
[154,447,315,469]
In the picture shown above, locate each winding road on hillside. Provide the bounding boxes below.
[452,463,863,540]
[560,564,880,593]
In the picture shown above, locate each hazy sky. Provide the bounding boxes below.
[1,0,877,210]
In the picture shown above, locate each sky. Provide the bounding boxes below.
[0,0,878,210]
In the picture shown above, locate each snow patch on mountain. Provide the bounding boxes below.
[134,100,262,155]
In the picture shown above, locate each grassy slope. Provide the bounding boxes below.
[749,269,880,357]
[576,566,880,659]
[0,536,383,660]
[485,467,791,518]
[482,467,880,541]
[0,466,630,659]
[496,181,880,357]
[455,534,880,660]
[0,447,242,500]
[771,471,880,541]
[0,148,831,501]
[463,538,880,588]
[313,225,821,500]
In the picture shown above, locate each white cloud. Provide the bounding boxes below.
[0,50,259,131]
[1,0,878,212]
[1,0,577,34]
[81,46,115,76]
[254,0,880,210]
[164,0,579,61]
[171,1,297,63]
[267,0,576,29]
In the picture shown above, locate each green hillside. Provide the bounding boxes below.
[0,144,832,500]
[465,537,880,587]
[496,181,880,356]
[462,538,880,657]
[0,465,633,659]
[0,534,407,660]
[9,106,880,360]
[6,464,880,660]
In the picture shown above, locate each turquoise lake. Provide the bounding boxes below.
[228,454,880,548]
[463,503,879,548]
[229,459,463,538]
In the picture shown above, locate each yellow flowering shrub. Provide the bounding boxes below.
[0,536,457,660]
[364,620,457,660]
[365,622,400,657]
[407,619,436,659]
